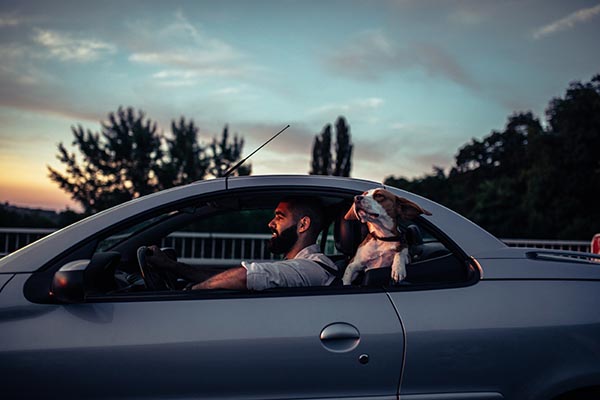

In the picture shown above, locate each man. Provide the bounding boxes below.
[146,196,338,290]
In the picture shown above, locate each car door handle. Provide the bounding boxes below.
[320,323,360,352]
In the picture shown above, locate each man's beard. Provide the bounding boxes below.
[268,225,298,255]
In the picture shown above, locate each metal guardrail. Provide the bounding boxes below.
[162,232,279,265]
[0,228,593,258]
[0,228,57,257]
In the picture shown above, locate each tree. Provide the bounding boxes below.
[384,74,600,240]
[157,117,209,188]
[310,116,353,176]
[208,125,251,177]
[450,112,543,235]
[333,117,353,177]
[310,124,332,175]
[49,107,251,214]
[527,75,600,239]
[48,107,163,214]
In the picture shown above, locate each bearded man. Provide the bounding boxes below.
[146,196,338,290]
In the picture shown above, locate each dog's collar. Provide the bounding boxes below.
[370,233,402,242]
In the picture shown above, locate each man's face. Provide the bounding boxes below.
[267,201,299,255]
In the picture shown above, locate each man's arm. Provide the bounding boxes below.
[191,267,247,290]
[146,245,217,283]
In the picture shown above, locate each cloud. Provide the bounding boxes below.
[533,3,600,39]
[127,10,253,84]
[212,87,243,96]
[0,39,104,121]
[324,30,478,90]
[324,30,397,81]
[448,9,486,26]
[33,29,116,62]
[199,121,317,175]
[0,14,22,27]
[308,97,384,118]
[149,69,200,87]
[235,122,316,155]
[345,121,461,180]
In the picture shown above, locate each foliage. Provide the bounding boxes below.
[208,126,251,178]
[310,124,332,175]
[48,107,163,214]
[156,117,209,189]
[0,203,83,228]
[385,75,600,240]
[310,116,353,177]
[48,107,250,214]
[333,117,353,177]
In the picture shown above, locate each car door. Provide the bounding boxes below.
[1,276,404,399]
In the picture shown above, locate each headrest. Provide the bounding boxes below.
[405,224,423,245]
[334,212,367,256]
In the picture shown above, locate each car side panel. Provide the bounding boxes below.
[388,279,600,400]
[1,274,404,399]
[0,273,14,292]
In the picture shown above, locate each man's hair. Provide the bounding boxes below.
[280,196,324,238]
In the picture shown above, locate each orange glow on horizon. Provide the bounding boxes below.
[0,181,80,212]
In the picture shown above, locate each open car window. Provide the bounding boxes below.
[162,208,282,269]
[82,190,475,299]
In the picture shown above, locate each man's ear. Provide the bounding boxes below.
[395,197,432,220]
[297,216,311,233]
[344,204,358,220]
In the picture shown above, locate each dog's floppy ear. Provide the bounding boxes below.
[395,197,432,220]
[344,203,358,220]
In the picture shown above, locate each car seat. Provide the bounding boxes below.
[332,209,366,284]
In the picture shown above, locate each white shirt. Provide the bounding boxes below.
[242,244,338,291]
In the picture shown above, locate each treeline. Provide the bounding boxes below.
[385,75,600,240]
[48,107,250,215]
[0,203,81,228]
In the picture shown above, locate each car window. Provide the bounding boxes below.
[164,208,281,266]
[84,191,474,299]
[96,211,178,252]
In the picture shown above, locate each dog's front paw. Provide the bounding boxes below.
[391,249,408,284]
[342,267,357,286]
[391,268,406,283]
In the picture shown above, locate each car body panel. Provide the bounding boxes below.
[0,274,404,399]
[389,280,600,399]
[0,273,14,292]
[475,248,600,280]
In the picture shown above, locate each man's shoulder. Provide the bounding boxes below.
[297,246,337,270]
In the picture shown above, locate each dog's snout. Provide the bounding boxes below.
[355,195,364,202]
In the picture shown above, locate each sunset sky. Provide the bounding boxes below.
[1,0,599,211]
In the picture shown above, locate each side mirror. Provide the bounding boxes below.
[51,252,121,303]
[51,260,88,303]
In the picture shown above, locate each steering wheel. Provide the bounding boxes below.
[136,246,178,290]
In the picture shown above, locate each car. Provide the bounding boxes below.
[1,175,599,400]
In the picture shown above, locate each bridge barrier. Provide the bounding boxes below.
[0,228,593,259]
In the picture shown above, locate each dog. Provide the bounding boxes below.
[341,188,432,285]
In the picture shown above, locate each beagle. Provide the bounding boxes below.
[342,188,431,285]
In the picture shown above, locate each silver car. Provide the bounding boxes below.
[1,175,599,399]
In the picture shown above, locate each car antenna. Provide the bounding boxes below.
[224,124,290,189]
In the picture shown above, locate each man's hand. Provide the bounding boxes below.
[146,245,177,270]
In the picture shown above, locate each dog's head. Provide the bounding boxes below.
[344,188,432,230]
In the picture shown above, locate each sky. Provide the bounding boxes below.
[1,0,599,211]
